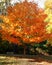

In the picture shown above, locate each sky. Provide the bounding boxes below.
[11,0,46,8]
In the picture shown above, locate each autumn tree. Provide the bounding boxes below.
[0,0,52,45]
[45,0,52,46]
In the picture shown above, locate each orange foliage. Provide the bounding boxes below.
[0,1,51,44]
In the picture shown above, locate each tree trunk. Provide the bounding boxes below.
[24,47,26,55]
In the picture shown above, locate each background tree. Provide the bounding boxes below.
[45,0,52,46]
[0,0,11,15]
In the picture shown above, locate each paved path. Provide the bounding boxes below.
[0,55,52,65]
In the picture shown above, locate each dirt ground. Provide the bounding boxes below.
[0,55,52,65]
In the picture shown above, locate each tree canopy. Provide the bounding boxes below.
[0,0,52,44]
